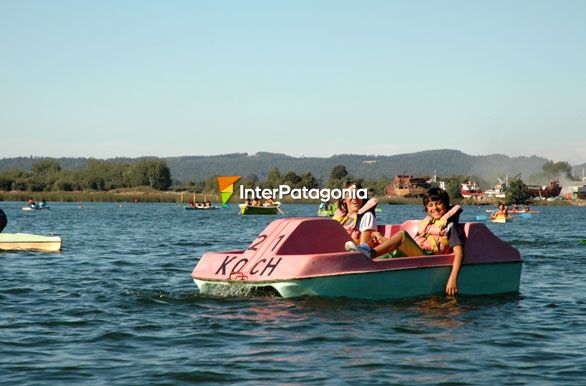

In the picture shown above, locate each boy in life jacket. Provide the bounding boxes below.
[414,188,464,296]
[334,182,405,259]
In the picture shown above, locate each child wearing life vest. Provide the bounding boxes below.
[334,182,405,259]
[414,187,464,296]
[490,202,509,220]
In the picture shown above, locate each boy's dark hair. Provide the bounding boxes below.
[422,187,451,209]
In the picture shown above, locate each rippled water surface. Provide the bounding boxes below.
[1,202,585,385]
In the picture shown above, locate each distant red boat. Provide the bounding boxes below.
[460,181,484,199]
[527,180,561,198]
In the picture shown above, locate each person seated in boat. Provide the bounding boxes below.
[263,197,275,207]
[251,198,261,207]
[336,181,405,259]
[523,204,530,212]
[413,187,464,296]
[37,199,48,209]
[188,199,195,207]
[26,197,36,208]
[319,202,327,211]
[0,208,7,233]
[244,198,252,206]
[490,202,508,219]
[512,204,519,212]
[205,201,211,207]
[330,201,337,212]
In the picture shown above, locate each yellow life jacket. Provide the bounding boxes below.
[333,212,361,243]
[414,205,461,254]
[333,198,379,244]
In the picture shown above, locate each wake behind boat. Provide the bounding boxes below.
[191,217,522,300]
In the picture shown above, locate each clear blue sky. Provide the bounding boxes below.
[1,0,585,164]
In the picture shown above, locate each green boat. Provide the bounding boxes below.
[317,209,335,217]
[239,203,281,215]
[318,204,380,217]
[317,202,337,217]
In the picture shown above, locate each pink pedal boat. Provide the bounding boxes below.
[191,217,522,300]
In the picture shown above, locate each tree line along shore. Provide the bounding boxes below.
[0,158,581,206]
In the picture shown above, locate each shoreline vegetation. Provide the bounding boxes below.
[0,188,581,206]
[2,158,583,207]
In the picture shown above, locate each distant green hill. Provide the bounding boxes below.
[0,150,567,185]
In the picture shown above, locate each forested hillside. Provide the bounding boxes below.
[0,150,567,185]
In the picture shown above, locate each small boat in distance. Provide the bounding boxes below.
[185,205,219,210]
[0,233,62,252]
[460,181,484,199]
[21,205,50,211]
[527,179,562,199]
[484,175,510,199]
[317,209,334,217]
[21,198,50,211]
[191,217,522,300]
[184,197,218,210]
[317,202,337,217]
[239,202,282,215]
[491,215,512,224]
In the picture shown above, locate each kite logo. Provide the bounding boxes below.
[217,176,241,206]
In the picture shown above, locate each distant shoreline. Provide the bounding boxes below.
[0,189,582,206]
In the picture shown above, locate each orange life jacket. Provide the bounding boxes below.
[414,205,461,254]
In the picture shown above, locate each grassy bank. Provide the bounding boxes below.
[0,188,187,203]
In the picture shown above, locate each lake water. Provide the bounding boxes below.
[1,202,585,385]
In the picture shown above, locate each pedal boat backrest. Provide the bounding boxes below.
[376,220,521,263]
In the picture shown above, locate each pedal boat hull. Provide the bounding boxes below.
[192,218,522,300]
[0,233,62,252]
